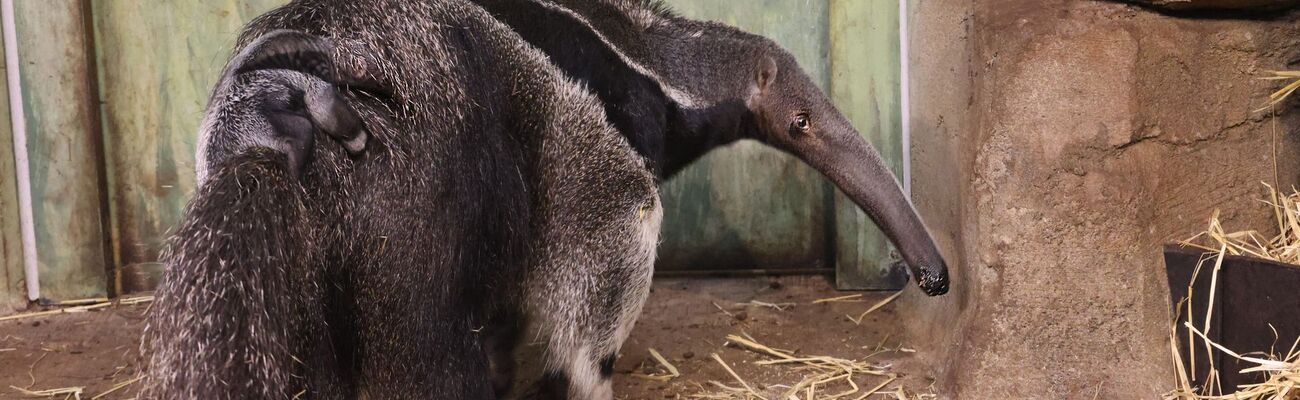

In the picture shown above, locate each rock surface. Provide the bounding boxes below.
[900,1,1300,398]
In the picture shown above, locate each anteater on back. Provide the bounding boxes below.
[143,0,660,398]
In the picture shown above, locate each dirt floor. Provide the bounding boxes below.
[0,276,934,400]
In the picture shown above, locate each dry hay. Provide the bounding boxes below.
[632,348,682,382]
[847,292,902,326]
[1168,185,1300,399]
[1258,70,1300,112]
[1178,184,1300,265]
[690,333,931,400]
[8,375,144,400]
[8,385,84,400]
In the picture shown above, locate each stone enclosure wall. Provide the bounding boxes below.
[897,1,1300,398]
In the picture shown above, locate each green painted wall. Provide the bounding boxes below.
[829,0,906,289]
[15,0,110,301]
[0,49,23,309]
[90,0,285,287]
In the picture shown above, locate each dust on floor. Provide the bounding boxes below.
[0,276,935,399]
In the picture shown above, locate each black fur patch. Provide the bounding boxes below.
[472,0,672,175]
[599,354,617,378]
[537,371,571,399]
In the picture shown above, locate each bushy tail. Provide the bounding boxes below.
[142,149,322,399]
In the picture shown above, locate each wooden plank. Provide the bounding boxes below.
[90,1,285,289]
[13,0,110,300]
[657,0,834,271]
[829,0,906,290]
[0,47,23,311]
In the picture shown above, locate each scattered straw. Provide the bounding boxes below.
[1257,70,1300,112]
[9,385,83,399]
[847,292,903,325]
[90,375,141,400]
[0,296,154,323]
[631,373,675,383]
[119,295,155,306]
[1178,184,1300,266]
[650,348,681,378]
[713,302,736,319]
[691,334,910,399]
[50,298,109,307]
[812,294,863,304]
[632,348,680,381]
[744,301,795,312]
[709,353,761,398]
[0,304,112,323]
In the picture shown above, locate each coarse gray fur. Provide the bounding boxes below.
[142,0,660,399]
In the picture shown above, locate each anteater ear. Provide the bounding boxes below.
[304,83,366,153]
[756,55,778,92]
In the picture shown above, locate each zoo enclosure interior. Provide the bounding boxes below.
[0,0,908,308]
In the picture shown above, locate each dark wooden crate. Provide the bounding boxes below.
[1164,245,1300,391]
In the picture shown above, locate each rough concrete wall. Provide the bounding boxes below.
[897,0,977,388]
[900,1,1300,398]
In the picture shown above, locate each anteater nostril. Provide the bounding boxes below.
[927,280,950,296]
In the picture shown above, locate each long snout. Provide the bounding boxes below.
[799,128,949,296]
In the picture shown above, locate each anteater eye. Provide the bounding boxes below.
[793,113,811,131]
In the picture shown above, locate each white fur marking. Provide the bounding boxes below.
[614,199,661,347]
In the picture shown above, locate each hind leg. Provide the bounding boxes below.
[526,201,662,400]
[526,275,653,400]
[484,312,525,397]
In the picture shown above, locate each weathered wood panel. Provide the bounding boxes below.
[91,0,285,289]
[0,52,24,310]
[657,0,834,271]
[14,0,111,301]
[829,0,906,289]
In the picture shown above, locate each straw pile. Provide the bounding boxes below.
[1168,184,1300,399]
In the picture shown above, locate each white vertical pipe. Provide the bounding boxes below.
[2,0,38,301]
[898,0,912,198]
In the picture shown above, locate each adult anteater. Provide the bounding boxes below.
[467,0,951,393]
[142,1,660,398]
[468,0,949,294]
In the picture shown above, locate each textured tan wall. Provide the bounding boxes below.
[900,1,1300,398]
